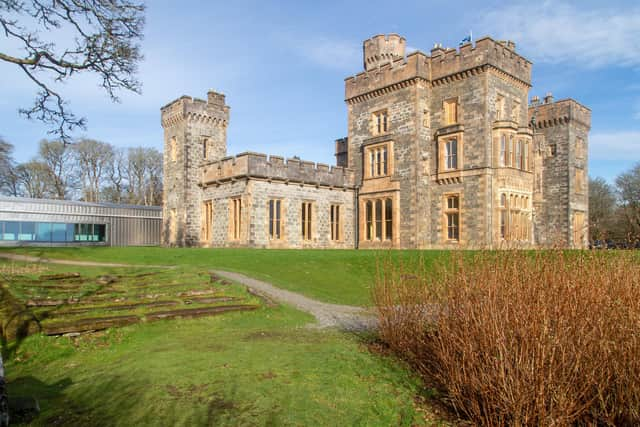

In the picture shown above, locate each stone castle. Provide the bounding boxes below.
[161,34,590,249]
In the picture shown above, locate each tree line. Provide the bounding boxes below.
[589,162,640,245]
[0,138,162,206]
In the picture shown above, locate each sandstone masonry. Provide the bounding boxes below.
[161,34,590,249]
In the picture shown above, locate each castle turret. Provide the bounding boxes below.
[363,34,406,71]
[160,90,230,246]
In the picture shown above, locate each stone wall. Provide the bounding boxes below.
[201,179,355,248]
[161,91,229,246]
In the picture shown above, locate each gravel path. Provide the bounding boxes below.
[0,252,171,269]
[213,270,377,331]
[0,252,377,331]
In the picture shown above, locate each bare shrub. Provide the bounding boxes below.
[373,251,640,426]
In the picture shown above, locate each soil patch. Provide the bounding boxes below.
[43,315,140,335]
[146,305,259,321]
[38,273,80,281]
[182,296,239,304]
[54,301,179,316]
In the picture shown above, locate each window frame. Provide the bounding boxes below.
[230,197,242,241]
[362,197,394,242]
[443,98,458,126]
[268,199,283,240]
[330,204,342,242]
[364,141,392,179]
[444,194,461,242]
[201,200,213,243]
[371,109,389,135]
[301,201,313,241]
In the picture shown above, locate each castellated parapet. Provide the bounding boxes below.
[346,36,532,103]
[529,98,591,130]
[201,153,355,188]
[363,34,406,71]
[161,91,230,129]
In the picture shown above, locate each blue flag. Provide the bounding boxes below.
[459,31,473,46]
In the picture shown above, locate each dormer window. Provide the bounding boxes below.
[372,110,389,135]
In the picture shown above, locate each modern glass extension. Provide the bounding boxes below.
[0,221,107,243]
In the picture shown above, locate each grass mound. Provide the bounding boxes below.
[374,250,640,426]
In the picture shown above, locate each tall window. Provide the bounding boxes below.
[495,95,505,120]
[170,137,177,162]
[510,135,515,167]
[512,101,521,122]
[499,194,507,240]
[575,168,585,194]
[366,200,373,240]
[364,198,393,241]
[523,142,529,171]
[500,135,507,166]
[372,110,388,135]
[330,204,341,241]
[501,192,531,241]
[202,200,213,243]
[445,138,458,170]
[515,139,522,169]
[268,199,282,240]
[445,195,460,241]
[443,98,458,125]
[301,201,313,241]
[202,138,209,160]
[231,198,242,240]
[573,211,585,246]
[366,144,390,178]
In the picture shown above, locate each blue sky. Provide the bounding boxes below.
[1,0,639,183]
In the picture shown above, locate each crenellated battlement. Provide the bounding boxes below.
[345,35,532,103]
[345,51,430,103]
[161,90,230,129]
[363,33,406,71]
[430,37,531,85]
[201,152,356,188]
[528,98,591,130]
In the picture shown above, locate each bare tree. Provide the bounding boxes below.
[102,147,128,203]
[15,160,50,198]
[127,146,161,205]
[38,139,76,199]
[615,162,640,241]
[0,1,145,142]
[74,138,114,202]
[588,177,618,241]
[0,138,17,195]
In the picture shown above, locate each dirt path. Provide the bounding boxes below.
[0,252,171,269]
[213,270,377,331]
[0,252,377,331]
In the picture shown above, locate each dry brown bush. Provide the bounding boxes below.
[373,250,640,426]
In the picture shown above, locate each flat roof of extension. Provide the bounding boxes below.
[0,196,162,212]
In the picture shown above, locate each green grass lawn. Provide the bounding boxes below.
[8,307,434,426]
[0,247,449,306]
[0,259,444,426]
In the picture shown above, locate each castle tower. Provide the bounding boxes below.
[363,34,406,71]
[529,96,590,248]
[160,90,230,246]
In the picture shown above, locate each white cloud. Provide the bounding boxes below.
[590,131,640,161]
[481,1,640,67]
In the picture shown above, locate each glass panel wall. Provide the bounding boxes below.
[0,221,107,243]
